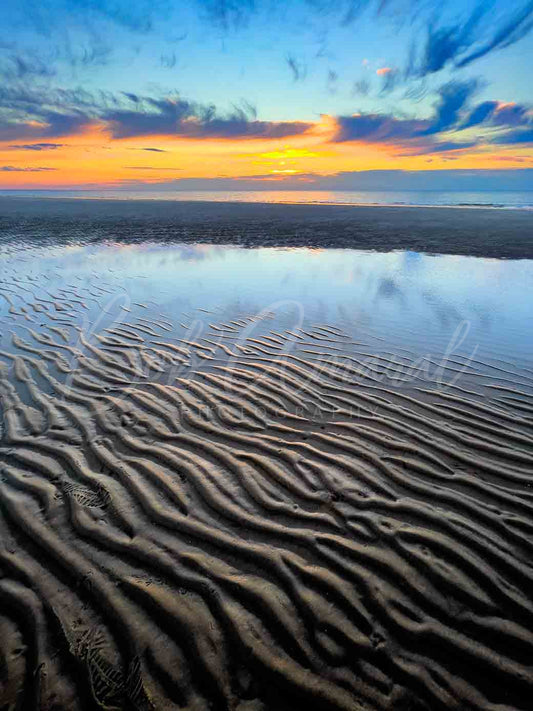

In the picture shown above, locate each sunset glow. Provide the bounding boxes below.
[0,0,531,191]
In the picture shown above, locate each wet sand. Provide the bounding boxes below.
[1,196,533,258]
[1,222,533,710]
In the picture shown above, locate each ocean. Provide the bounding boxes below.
[1,188,532,208]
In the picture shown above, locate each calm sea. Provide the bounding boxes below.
[1,189,532,208]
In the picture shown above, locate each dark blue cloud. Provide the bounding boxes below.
[0,165,56,171]
[461,101,498,129]
[125,165,182,169]
[457,1,533,67]
[411,1,533,76]
[493,128,533,144]
[492,103,530,127]
[286,54,307,82]
[0,53,56,80]
[464,101,533,143]
[0,114,91,141]
[422,79,480,134]
[0,86,310,140]
[352,79,370,96]
[412,139,479,154]
[414,3,491,75]
[197,0,256,30]
[160,53,177,69]
[184,118,311,139]
[9,0,169,34]
[103,97,193,138]
[334,81,479,143]
[332,80,533,152]
[333,114,428,142]
[186,0,533,86]
[102,96,310,138]
[7,142,65,150]
[115,168,533,192]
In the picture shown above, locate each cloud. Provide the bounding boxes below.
[456,1,533,67]
[326,69,338,94]
[460,101,498,129]
[102,97,310,139]
[160,53,177,69]
[352,79,370,96]
[286,54,307,82]
[410,1,533,76]
[0,113,92,141]
[401,139,479,155]
[124,166,182,170]
[104,105,310,139]
[493,128,533,144]
[0,86,98,139]
[7,0,168,34]
[421,79,480,134]
[333,113,428,143]
[463,101,533,144]
[0,53,56,80]
[197,0,256,30]
[0,165,56,171]
[141,147,168,152]
[0,87,311,141]
[7,142,65,150]
[108,168,533,192]
[331,80,533,153]
[492,103,531,127]
[379,67,399,94]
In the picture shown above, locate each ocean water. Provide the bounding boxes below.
[1,188,533,208]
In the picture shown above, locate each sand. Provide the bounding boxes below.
[1,196,533,258]
[1,212,533,710]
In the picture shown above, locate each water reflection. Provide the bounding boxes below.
[2,241,532,366]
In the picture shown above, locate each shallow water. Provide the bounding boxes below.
[1,237,533,711]
[2,240,532,370]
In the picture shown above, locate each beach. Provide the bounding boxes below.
[1,196,533,258]
[1,199,532,711]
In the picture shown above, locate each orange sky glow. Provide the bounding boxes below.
[1,117,531,189]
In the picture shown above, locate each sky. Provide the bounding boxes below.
[0,0,532,190]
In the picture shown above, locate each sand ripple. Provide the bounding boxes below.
[0,271,532,710]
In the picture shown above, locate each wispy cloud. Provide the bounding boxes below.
[124,165,182,170]
[7,142,65,150]
[197,0,256,30]
[286,54,307,82]
[0,52,56,80]
[160,53,177,69]
[409,1,533,76]
[0,165,56,171]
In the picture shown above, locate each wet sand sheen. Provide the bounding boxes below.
[1,197,533,259]
[1,251,533,710]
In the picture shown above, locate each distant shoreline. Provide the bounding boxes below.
[1,196,533,260]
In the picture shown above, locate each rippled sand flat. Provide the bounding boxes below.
[1,234,532,711]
